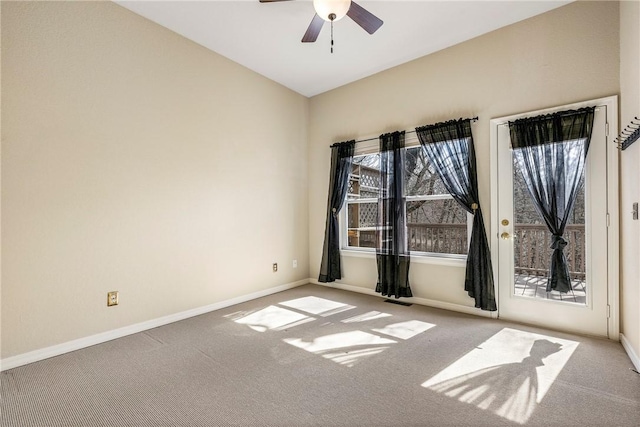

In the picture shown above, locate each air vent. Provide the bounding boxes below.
[384,299,412,307]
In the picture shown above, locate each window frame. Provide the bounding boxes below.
[340,135,471,264]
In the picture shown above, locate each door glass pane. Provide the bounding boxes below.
[512,155,586,304]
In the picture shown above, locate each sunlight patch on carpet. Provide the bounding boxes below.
[284,331,396,367]
[341,311,393,323]
[421,328,579,424]
[279,296,356,317]
[373,320,435,340]
[233,305,314,332]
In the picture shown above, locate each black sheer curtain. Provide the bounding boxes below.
[415,119,496,311]
[319,140,355,283]
[376,131,412,298]
[508,107,595,293]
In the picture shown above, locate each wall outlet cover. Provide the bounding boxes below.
[107,291,119,307]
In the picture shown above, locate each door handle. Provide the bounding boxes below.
[501,232,511,240]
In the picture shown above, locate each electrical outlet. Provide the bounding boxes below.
[107,291,119,307]
[293,259,298,268]
[273,263,278,272]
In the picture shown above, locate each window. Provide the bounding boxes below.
[344,141,470,257]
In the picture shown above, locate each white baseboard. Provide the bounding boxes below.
[0,279,310,372]
[620,333,640,372]
[310,279,495,319]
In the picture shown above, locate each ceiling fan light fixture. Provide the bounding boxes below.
[313,0,351,22]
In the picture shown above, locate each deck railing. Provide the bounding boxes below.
[408,223,468,255]
[350,223,586,279]
[513,224,585,280]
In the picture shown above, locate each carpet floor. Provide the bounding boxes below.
[2,284,639,426]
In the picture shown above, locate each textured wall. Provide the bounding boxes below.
[1,1,309,358]
[308,1,619,311]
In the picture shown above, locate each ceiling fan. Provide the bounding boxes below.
[260,0,383,49]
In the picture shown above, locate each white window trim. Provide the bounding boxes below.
[340,248,467,267]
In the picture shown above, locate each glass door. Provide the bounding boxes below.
[495,105,610,337]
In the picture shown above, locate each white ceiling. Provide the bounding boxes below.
[116,0,572,97]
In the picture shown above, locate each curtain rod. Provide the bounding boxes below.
[330,117,479,147]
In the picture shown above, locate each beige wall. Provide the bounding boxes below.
[308,2,619,309]
[619,0,640,359]
[1,1,309,358]
[1,0,630,362]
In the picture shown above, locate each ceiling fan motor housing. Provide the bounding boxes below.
[267,0,383,44]
[313,0,351,22]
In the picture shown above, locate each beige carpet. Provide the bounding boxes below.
[2,284,639,426]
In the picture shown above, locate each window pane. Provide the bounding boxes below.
[347,202,377,248]
[407,199,468,254]
[348,154,380,200]
[404,146,449,196]
[344,148,469,257]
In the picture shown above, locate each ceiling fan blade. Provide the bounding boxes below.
[302,14,324,43]
[347,1,383,35]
